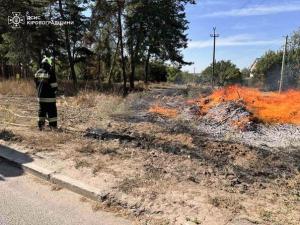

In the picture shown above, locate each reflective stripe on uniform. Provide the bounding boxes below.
[35,72,50,79]
[50,82,58,88]
[37,98,56,103]
[47,117,57,122]
[38,117,46,122]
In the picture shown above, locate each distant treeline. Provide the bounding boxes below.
[0,0,196,95]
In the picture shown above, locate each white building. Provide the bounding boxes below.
[249,58,260,78]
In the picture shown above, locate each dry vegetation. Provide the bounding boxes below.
[0,80,299,225]
[0,79,36,96]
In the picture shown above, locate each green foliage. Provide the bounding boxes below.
[252,29,300,89]
[241,68,250,79]
[167,66,199,84]
[287,29,300,85]
[0,0,195,90]
[253,51,282,80]
[201,60,242,86]
[166,66,181,83]
[149,62,168,82]
[138,0,194,65]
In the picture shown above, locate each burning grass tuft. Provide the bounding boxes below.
[149,105,178,118]
[197,85,300,125]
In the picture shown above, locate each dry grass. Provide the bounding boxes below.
[93,93,127,114]
[92,202,103,212]
[51,185,63,191]
[208,195,244,212]
[58,91,128,128]
[0,79,36,96]
[0,107,18,125]
[2,84,299,225]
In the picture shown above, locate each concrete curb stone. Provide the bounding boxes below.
[0,144,108,203]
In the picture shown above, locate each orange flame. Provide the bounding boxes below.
[149,105,178,118]
[198,85,300,125]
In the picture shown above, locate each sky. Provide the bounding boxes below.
[182,0,300,73]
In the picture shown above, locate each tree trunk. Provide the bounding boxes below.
[117,2,127,96]
[97,55,101,85]
[12,65,15,78]
[108,39,119,85]
[130,53,135,90]
[58,0,77,88]
[129,34,135,90]
[129,23,143,90]
[144,50,151,84]
[25,65,28,78]
[1,60,5,78]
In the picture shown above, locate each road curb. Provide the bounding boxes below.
[0,144,106,203]
[22,162,54,180]
[0,144,54,180]
[50,173,102,202]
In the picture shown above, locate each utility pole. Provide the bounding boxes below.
[210,27,219,89]
[279,35,288,93]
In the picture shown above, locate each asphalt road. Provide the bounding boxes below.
[0,158,132,225]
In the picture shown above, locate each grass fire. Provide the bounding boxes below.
[1,0,300,224]
[149,104,178,118]
[196,85,300,125]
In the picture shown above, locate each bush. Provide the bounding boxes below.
[201,60,242,86]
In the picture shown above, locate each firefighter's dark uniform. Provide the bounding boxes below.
[34,61,58,129]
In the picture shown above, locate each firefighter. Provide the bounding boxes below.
[34,56,58,130]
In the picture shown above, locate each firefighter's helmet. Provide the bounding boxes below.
[42,56,52,66]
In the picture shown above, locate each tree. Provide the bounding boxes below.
[125,0,146,89]
[117,0,128,96]
[166,66,181,83]
[253,51,282,79]
[252,28,300,89]
[91,0,117,84]
[201,60,242,86]
[0,0,196,93]
[0,0,58,78]
[91,0,128,96]
[125,0,195,87]
[241,67,250,80]
[149,61,168,82]
[287,29,300,85]
[57,0,91,87]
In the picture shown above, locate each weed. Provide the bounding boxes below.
[51,185,63,191]
[75,144,96,155]
[92,202,103,212]
[74,159,91,169]
[186,217,202,224]
[260,210,273,222]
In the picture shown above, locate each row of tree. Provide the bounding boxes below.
[0,0,195,95]
[252,30,300,90]
[197,29,300,89]
[126,27,300,88]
